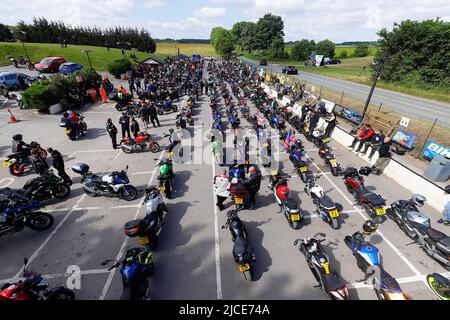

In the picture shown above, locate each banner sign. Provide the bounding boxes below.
[392,130,416,150]
[422,140,450,160]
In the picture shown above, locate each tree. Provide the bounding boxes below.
[375,18,450,89]
[354,44,369,57]
[0,23,13,41]
[316,39,336,58]
[239,22,258,52]
[290,39,316,61]
[255,13,285,51]
[266,38,288,60]
[210,27,234,57]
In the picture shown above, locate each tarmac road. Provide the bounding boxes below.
[239,57,450,128]
[0,63,448,300]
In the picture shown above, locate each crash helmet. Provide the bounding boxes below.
[362,220,378,235]
[411,194,426,208]
[12,134,23,141]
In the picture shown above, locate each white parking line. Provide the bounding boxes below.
[131,171,154,175]
[211,153,223,300]
[69,150,119,158]
[99,152,164,300]
[0,269,110,284]
[0,177,14,188]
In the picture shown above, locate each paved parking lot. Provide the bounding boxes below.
[0,67,449,300]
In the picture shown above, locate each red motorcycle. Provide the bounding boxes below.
[121,132,161,154]
[0,258,75,300]
[342,167,387,223]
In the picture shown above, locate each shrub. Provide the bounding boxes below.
[22,81,62,111]
[339,50,348,58]
[107,58,132,78]
[354,44,369,57]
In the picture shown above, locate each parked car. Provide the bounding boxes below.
[59,62,83,75]
[0,72,40,90]
[327,58,341,65]
[282,66,298,75]
[259,59,268,66]
[34,57,66,73]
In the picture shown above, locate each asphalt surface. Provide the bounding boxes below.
[0,64,449,300]
[239,57,450,128]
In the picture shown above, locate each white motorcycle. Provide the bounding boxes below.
[304,174,341,229]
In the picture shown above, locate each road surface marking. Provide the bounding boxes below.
[0,177,14,188]
[131,171,154,175]
[69,149,119,158]
[211,153,223,300]
[0,269,110,284]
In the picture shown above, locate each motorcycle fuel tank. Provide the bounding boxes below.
[406,211,430,228]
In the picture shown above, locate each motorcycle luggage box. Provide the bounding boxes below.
[72,163,89,174]
[124,219,143,238]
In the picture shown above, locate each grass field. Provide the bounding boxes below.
[155,42,216,57]
[0,42,169,71]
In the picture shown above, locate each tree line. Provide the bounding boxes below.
[0,18,156,53]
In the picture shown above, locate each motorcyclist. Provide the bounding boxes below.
[11,134,29,156]
[175,114,186,129]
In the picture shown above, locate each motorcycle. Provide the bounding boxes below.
[318,143,341,177]
[59,115,88,141]
[121,132,160,154]
[3,142,47,176]
[294,233,350,300]
[389,197,450,268]
[0,190,54,238]
[304,175,341,229]
[18,169,71,202]
[269,172,304,229]
[156,159,174,199]
[101,247,154,300]
[156,99,178,115]
[221,208,256,281]
[342,167,387,223]
[344,223,409,300]
[124,186,167,249]
[0,258,75,300]
[71,163,138,201]
[426,273,450,300]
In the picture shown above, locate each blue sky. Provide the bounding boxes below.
[1,0,449,42]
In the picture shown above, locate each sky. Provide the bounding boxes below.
[0,0,449,42]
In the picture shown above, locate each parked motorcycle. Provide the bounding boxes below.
[318,143,341,176]
[269,172,304,229]
[389,195,450,268]
[304,174,341,229]
[59,115,88,141]
[427,273,450,300]
[342,167,387,223]
[3,142,47,176]
[0,258,75,300]
[294,233,350,300]
[344,221,409,300]
[0,190,54,238]
[124,186,167,249]
[18,169,71,202]
[101,247,154,300]
[221,208,256,281]
[156,99,178,115]
[71,163,138,201]
[156,159,174,199]
[121,132,160,154]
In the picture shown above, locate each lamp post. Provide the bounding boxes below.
[18,31,31,62]
[81,50,93,70]
[361,56,387,121]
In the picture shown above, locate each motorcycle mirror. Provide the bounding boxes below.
[101,260,109,266]
[293,239,299,246]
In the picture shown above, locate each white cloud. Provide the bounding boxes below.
[143,0,166,9]
[194,7,227,18]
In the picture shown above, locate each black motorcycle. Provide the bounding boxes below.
[101,247,154,300]
[19,170,70,202]
[294,233,350,300]
[318,143,341,177]
[221,208,256,281]
[71,163,138,201]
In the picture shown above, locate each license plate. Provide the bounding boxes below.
[291,214,301,221]
[376,207,386,215]
[321,262,330,274]
[330,159,337,165]
[235,197,243,204]
[160,185,166,191]
[64,129,71,134]
[300,166,308,173]
[167,151,173,157]
[239,263,250,272]
[271,170,278,176]
[138,236,149,245]
[2,161,11,167]
[329,209,339,218]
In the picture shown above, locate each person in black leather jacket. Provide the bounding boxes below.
[245,166,261,210]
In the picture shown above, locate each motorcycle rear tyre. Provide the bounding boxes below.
[26,212,54,231]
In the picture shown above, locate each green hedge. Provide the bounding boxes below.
[22,81,62,110]
[107,58,132,78]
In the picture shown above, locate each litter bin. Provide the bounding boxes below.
[424,155,450,182]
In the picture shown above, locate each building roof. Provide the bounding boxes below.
[140,57,164,65]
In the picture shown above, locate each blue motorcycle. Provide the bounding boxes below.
[101,247,154,300]
[344,222,409,300]
[0,189,54,237]
[156,99,178,115]
[229,164,246,180]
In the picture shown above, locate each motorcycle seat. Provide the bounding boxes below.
[233,236,249,257]
[284,198,299,210]
[322,273,345,291]
[318,196,335,210]
[88,174,103,183]
[426,228,448,242]
[379,268,402,292]
[361,191,385,205]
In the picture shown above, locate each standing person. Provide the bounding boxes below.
[46,148,72,185]
[213,169,230,211]
[139,102,150,129]
[149,103,160,128]
[119,112,131,139]
[106,118,118,149]
[245,166,261,210]
[371,137,391,175]
[200,79,204,95]
[324,112,336,138]
[308,110,320,135]
[130,117,140,139]
[211,136,223,165]
[128,78,135,97]
[437,200,450,225]
[100,84,107,104]
[30,148,49,175]
[204,80,209,95]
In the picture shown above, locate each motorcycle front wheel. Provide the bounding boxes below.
[26,212,54,231]
[427,275,450,300]
[52,184,71,199]
[121,186,138,201]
